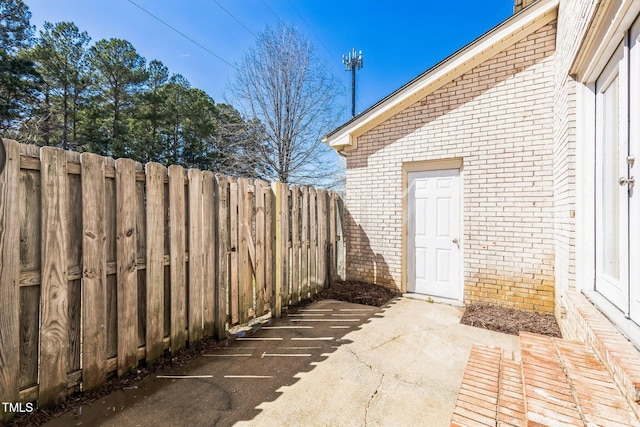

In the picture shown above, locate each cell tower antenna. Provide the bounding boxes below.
[342,48,364,117]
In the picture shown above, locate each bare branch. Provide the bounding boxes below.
[229,23,344,187]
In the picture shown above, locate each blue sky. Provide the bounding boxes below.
[23,0,514,123]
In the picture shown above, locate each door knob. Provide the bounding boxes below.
[452,238,459,245]
[619,177,635,187]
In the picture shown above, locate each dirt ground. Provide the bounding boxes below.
[313,279,397,307]
[460,303,562,338]
[6,280,559,426]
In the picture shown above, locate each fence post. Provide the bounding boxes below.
[271,182,284,317]
[0,139,20,422]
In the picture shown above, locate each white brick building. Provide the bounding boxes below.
[324,0,640,344]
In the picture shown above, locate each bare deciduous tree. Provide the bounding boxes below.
[229,23,344,186]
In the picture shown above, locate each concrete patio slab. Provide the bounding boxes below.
[44,297,519,427]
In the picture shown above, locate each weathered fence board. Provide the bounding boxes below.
[19,286,39,389]
[1,140,343,419]
[329,192,337,283]
[66,154,82,390]
[188,169,204,342]
[17,148,40,392]
[145,162,166,363]
[291,186,300,304]
[281,186,290,308]
[264,182,273,311]
[163,180,171,339]
[215,174,229,340]
[116,158,139,377]
[0,139,21,422]
[240,177,254,324]
[202,172,216,336]
[136,173,147,349]
[272,182,284,317]
[255,180,266,316]
[168,165,186,351]
[39,147,69,407]
[301,187,309,300]
[81,153,107,390]
[309,188,318,294]
[229,178,239,325]
[317,190,328,289]
[104,159,118,360]
[67,279,81,384]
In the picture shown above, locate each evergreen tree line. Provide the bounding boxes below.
[1,1,266,177]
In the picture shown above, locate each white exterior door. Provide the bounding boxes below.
[596,16,640,322]
[595,43,628,311]
[407,169,461,300]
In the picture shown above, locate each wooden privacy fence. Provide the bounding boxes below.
[0,139,344,416]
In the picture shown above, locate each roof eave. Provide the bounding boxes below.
[324,0,559,150]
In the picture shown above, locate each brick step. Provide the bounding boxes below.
[451,333,640,426]
[565,290,640,406]
[450,344,525,427]
[520,331,639,426]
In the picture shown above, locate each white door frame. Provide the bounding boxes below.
[627,15,640,321]
[574,4,640,345]
[402,159,463,301]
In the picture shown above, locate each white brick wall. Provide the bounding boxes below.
[552,0,599,318]
[344,22,557,313]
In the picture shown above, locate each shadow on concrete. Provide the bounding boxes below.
[42,298,400,427]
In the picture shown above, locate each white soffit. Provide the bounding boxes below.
[571,0,640,82]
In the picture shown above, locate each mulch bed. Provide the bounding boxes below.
[313,279,397,307]
[460,303,562,338]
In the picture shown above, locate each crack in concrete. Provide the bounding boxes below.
[358,324,453,355]
[345,346,385,427]
[359,333,408,354]
[343,323,457,425]
[364,371,384,427]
